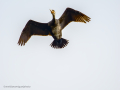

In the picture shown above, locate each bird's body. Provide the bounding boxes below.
[18,7,91,48]
[49,19,62,40]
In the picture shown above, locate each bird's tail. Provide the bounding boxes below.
[50,38,69,49]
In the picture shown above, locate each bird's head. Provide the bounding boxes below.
[50,9,55,15]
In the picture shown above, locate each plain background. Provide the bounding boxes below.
[0,0,120,90]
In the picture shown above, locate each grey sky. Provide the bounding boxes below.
[0,0,120,90]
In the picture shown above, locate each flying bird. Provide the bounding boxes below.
[18,7,91,49]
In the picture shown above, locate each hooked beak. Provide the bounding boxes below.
[49,9,52,12]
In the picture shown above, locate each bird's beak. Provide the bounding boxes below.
[49,9,52,12]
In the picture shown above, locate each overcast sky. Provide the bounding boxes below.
[0,0,120,90]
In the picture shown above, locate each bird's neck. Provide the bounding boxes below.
[52,14,55,23]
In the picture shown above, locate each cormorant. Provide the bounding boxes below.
[18,7,91,49]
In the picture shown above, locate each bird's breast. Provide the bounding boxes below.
[51,25,62,40]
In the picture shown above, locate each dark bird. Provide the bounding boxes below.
[18,7,91,49]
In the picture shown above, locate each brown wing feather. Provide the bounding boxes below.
[18,20,51,46]
[59,8,91,30]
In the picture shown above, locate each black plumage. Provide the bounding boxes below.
[18,7,91,48]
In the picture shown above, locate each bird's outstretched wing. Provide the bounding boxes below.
[18,20,51,46]
[59,8,91,30]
